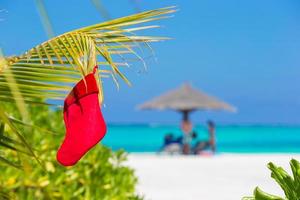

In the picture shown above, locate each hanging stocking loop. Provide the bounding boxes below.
[93,65,98,74]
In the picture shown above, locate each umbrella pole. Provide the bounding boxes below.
[181,110,193,132]
[181,110,192,155]
[182,110,190,121]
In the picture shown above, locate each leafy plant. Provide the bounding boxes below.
[243,159,300,200]
[0,105,143,200]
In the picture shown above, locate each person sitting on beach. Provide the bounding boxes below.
[193,120,216,154]
[164,133,174,146]
[161,133,182,154]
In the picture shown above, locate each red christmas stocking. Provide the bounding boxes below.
[57,69,106,166]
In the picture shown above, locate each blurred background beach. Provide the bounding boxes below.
[1,0,300,199]
[103,124,300,153]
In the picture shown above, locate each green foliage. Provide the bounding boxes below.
[0,105,143,200]
[243,159,300,200]
[0,7,175,106]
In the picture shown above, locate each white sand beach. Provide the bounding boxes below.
[127,154,300,200]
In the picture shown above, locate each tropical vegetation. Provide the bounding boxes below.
[0,105,143,200]
[243,159,300,200]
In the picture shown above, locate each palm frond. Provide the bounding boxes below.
[0,7,176,106]
[0,105,39,160]
[0,189,12,200]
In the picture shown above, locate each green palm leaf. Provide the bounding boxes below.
[0,6,176,105]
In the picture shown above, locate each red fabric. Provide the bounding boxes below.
[57,71,106,166]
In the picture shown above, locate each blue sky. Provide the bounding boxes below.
[1,0,300,124]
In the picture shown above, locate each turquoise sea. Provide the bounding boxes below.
[102,125,300,153]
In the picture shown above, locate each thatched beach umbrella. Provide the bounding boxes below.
[138,83,236,121]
